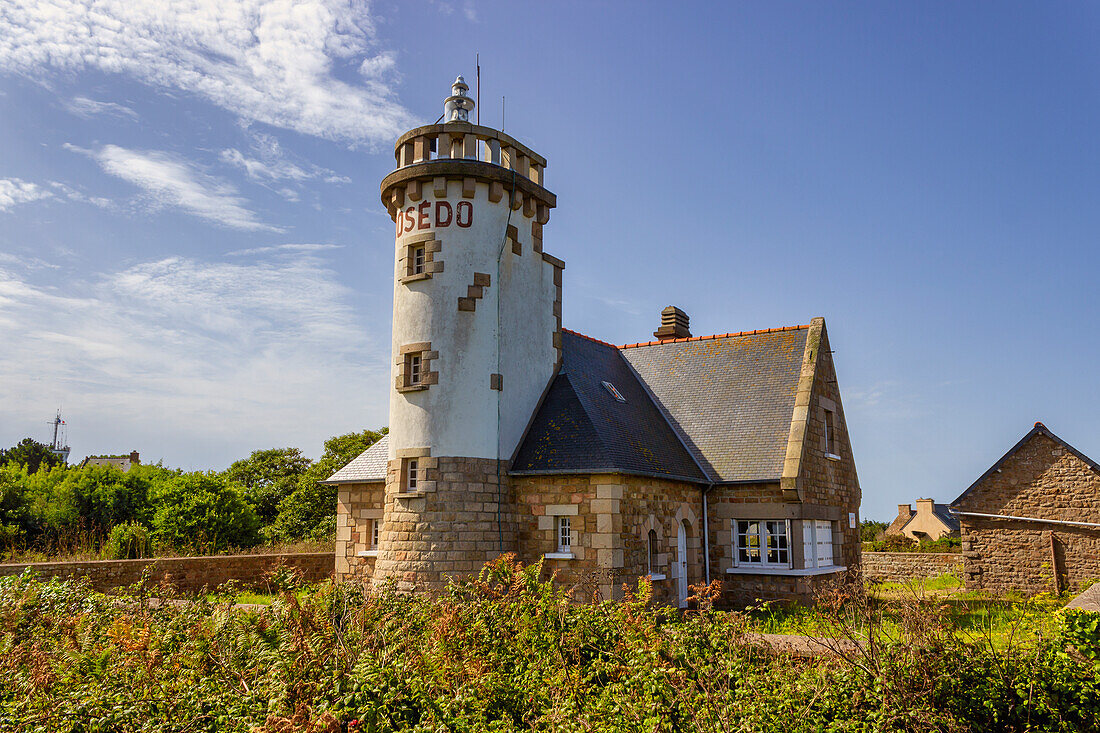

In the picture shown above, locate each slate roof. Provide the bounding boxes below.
[619,328,809,483]
[325,435,389,483]
[512,326,810,484]
[511,330,707,483]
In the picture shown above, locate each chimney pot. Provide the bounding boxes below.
[654,305,691,341]
[130,451,140,465]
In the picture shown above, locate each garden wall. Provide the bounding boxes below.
[861,552,961,582]
[0,552,333,593]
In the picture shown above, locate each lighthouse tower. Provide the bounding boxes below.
[375,76,562,591]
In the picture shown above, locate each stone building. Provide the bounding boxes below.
[886,498,959,541]
[952,422,1100,594]
[80,451,141,472]
[326,77,862,607]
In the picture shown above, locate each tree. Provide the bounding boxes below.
[226,447,312,526]
[150,472,260,552]
[860,519,889,543]
[0,438,64,474]
[272,428,387,541]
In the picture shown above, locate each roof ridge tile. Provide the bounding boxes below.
[619,323,810,349]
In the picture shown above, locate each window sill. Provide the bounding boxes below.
[396,384,428,393]
[356,550,379,557]
[543,552,575,560]
[726,565,847,577]
[825,452,842,461]
[648,573,667,581]
[395,490,424,499]
[399,272,432,284]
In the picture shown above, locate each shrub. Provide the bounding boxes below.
[105,522,152,559]
[150,471,260,553]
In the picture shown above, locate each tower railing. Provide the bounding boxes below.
[393,123,546,188]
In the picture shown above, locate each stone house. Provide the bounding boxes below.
[952,422,1100,594]
[886,498,959,541]
[326,77,862,608]
[79,451,141,472]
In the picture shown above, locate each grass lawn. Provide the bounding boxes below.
[744,572,1068,648]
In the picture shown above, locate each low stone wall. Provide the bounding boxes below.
[0,552,334,593]
[861,552,962,583]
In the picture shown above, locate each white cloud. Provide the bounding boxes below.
[227,243,342,256]
[0,0,413,146]
[220,128,350,190]
[64,96,139,121]
[0,254,387,462]
[67,143,280,232]
[220,148,311,183]
[0,177,52,211]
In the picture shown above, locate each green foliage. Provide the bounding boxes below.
[864,533,961,553]
[226,447,311,526]
[271,428,387,541]
[1,559,1099,732]
[1058,608,1100,662]
[149,472,260,553]
[105,522,152,560]
[860,518,888,542]
[0,437,64,474]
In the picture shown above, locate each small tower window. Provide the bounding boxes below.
[407,354,422,384]
[412,245,426,275]
[602,381,626,402]
[406,458,419,490]
[557,516,571,553]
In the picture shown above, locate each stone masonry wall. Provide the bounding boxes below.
[861,552,962,583]
[515,473,703,606]
[0,552,333,593]
[958,432,1100,594]
[372,456,518,594]
[335,481,384,582]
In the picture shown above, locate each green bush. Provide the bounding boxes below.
[2,558,1100,732]
[104,522,152,559]
[149,471,260,553]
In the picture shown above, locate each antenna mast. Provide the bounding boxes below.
[47,409,70,464]
[476,54,480,126]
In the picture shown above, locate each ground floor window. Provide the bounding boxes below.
[557,516,571,554]
[803,520,834,568]
[370,518,380,550]
[734,519,790,568]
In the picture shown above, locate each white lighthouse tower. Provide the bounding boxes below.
[374,76,562,591]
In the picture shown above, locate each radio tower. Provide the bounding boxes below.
[48,409,70,464]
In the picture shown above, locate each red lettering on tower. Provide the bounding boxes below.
[417,201,431,230]
[456,201,473,228]
[435,201,453,227]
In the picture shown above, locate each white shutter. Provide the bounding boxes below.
[803,521,816,568]
[815,521,833,567]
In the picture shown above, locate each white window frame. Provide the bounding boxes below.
[733,519,791,569]
[557,516,571,554]
[407,354,423,385]
[406,458,419,491]
[824,409,840,460]
[412,245,426,275]
[370,518,380,550]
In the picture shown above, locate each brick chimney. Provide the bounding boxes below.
[654,305,691,341]
[130,451,140,465]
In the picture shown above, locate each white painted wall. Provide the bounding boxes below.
[388,178,558,460]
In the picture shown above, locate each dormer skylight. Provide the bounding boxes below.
[602,381,626,402]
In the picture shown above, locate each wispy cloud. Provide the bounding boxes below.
[66,144,281,232]
[226,243,342,257]
[0,254,386,456]
[0,177,52,211]
[219,128,351,193]
[0,0,413,147]
[64,96,139,121]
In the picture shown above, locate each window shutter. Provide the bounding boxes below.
[803,521,815,568]
[816,521,833,566]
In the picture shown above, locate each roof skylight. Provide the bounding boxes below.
[602,381,626,403]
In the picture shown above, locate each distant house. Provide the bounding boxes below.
[951,423,1100,594]
[80,451,141,472]
[885,498,959,540]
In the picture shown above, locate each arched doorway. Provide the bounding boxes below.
[677,520,689,608]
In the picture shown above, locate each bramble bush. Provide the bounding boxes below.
[1,556,1099,732]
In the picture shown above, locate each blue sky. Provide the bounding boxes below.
[2,1,1099,520]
